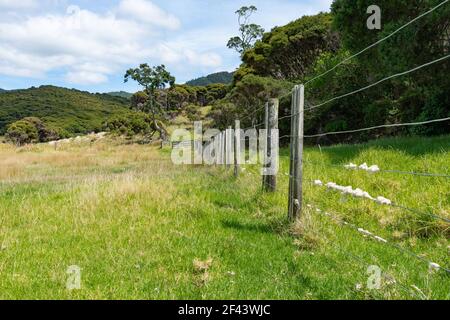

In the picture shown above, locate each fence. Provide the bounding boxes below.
[172,0,450,290]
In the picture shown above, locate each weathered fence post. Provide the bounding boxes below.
[234,120,241,177]
[288,89,297,220]
[222,131,226,166]
[263,99,279,192]
[217,132,223,165]
[214,133,220,166]
[288,85,304,221]
[262,102,269,189]
[227,126,233,169]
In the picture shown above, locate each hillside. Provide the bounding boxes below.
[186,71,233,86]
[0,86,131,135]
[106,91,133,99]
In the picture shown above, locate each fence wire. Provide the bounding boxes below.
[304,0,450,86]
[308,204,450,274]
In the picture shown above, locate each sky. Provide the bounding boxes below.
[0,0,333,93]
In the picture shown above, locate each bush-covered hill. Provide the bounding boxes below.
[215,2,450,143]
[106,91,133,99]
[186,71,233,86]
[0,86,131,136]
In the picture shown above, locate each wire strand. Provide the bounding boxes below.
[309,181,450,223]
[306,54,450,111]
[303,160,450,178]
[303,116,450,138]
[304,0,450,86]
[309,203,450,274]
[238,105,267,125]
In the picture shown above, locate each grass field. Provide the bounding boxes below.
[0,135,449,300]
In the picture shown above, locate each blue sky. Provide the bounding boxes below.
[0,0,332,93]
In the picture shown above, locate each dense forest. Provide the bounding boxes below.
[185,72,233,86]
[211,0,450,144]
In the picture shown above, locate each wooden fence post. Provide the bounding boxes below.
[222,131,226,166]
[227,126,233,169]
[288,85,304,221]
[234,120,240,177]
[217,132,223,165]
[263,99,279,192]
[262,102,269,189]
[288,88,297,220]
[214,133,220,166]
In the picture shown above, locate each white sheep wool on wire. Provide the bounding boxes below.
[429,262,441,272]
[344,162,380,173]
[314,180,392,206]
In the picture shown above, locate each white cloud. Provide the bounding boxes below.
[117,0,180,30]
[0,44,74,78]
[0,0,37,9]
[0,0,333,87]
[65,71,109,85]
[185,50,222,67]
[0,1,221,85]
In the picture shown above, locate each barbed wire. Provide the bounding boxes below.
[277,116,450,140]
[308,203,450,274]
[304,0,450,86]
[314,210,428,299]
[381,169,450,178]
[275,54,450,128]
[242,122,265,131]
[337,249,425,299]
[309,180,450,223]
[304,116,450,138]
[303,160,450,178]
[305,54,450,111]
[237,105,267,126]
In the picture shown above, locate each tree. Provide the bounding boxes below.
[105,112,153,137]
[227,6,265,55]
[241,13,339,80]
[5,117,61,146]
[330,0,450,136]
[211,74,292,129]
[5,120,39,146]
[130,91,149,111]
[124,64,175,142]
[21,117,60,142]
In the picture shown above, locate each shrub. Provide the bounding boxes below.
[185,104,202,121]
[5,120,39,146]
[21,117,61,142]
[5,117,63,146]
[105,112,153,136]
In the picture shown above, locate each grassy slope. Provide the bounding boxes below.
[0,135,448,299]
[0,86,131,135]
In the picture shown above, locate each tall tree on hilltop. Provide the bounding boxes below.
[227,5,265,56]
[124,64,175,142]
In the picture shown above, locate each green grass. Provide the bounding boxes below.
[0,135,449,300]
